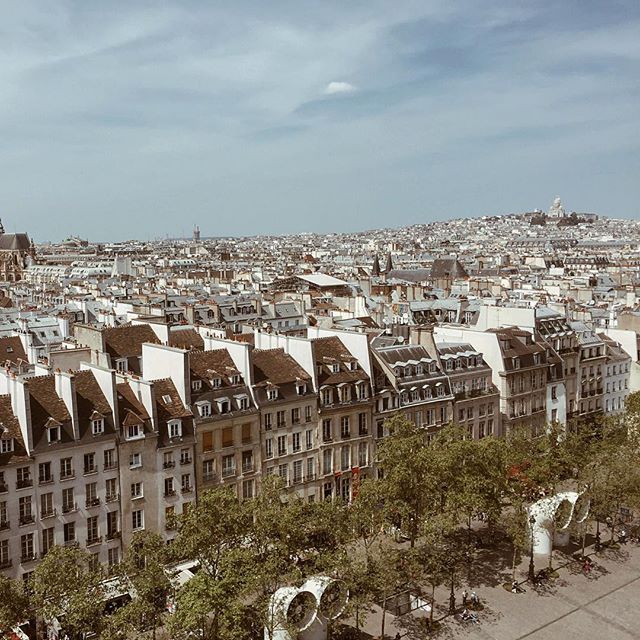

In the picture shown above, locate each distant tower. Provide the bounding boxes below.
[0,219,4,235]
[371,254,381,277]
[193,225,201,242]
[384,253,393,273]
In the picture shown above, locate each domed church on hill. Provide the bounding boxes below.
[0,219,36,282]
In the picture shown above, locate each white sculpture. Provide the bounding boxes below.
[528,491,589,556]
[265,577,348,640]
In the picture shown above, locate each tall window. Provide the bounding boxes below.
[132,509,144,531]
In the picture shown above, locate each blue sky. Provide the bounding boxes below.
[1,1,638,241]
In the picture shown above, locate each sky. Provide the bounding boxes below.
[1,1,639,242]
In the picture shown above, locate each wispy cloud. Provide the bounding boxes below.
[0,0,638,240]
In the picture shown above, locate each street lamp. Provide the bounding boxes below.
[528,515,536,582]
[448,567,456,614]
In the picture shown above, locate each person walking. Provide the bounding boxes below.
[462,589,468,606]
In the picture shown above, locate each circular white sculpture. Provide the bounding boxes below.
[528,491,590,556]
[265,577,349,640]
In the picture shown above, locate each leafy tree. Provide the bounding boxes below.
[31,546,106,639]
[0,574,30,633]
[169,487,253,640]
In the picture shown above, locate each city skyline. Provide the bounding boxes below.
[1,0,639,241]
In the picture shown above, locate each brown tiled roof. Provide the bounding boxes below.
[0,394,23,441]
[116,382,150,421]
[312,336,355,364]
[27,375,72,429]
[154,378,192,420]
[103,324,160,358]
[169,328,204,351]
[189,349,239,382]
[74,370,112,420]
[0,336,27,364]
[252,349,311,385]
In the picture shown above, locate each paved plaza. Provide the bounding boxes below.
[354,540,640,639]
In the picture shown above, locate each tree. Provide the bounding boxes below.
[31,546,106,639]
[116,531,172,640]
[0,574,30,633]
[169,487,253,640]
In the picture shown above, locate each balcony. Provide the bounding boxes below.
[86,536,102,547]
[164,489,176,498]
[104,463,118,472]
[63,540,79,548]
[0,520,9,530]
[306,473,316,481]
[222,467,236,479]
[202,473,216,483]
[62,503,77,514]
[39,475,54,485]
[60,472,75,481]
[105,493,119,503]
[85,498,101,508]
[181,485,193,494]
[16,479,33,489]
[106,531,121,541]
[83,466,98,476]
[180,457,192,466]
[241,462,254,474]
[19,514,35,526]
[163,461,176,469]
[293,476,303,485]
[20,554,37,564]
[41,509,57,520]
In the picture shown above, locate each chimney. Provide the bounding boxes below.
[55,370,79,439]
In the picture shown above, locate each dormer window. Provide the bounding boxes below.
[212,377,222,388]
[395,367,402,378]
[267,388,278,401]
[513,357,520,370]
[356,382,368,400]
[296,382,307,395]
[415,364,423,375]
[127,424,143,440]
[446,360,454,371]
[217,398,230,414]
[231,374,241,385]
[0,438,14,453]
[533,353,540,365]
[168,420,182,439]
[429,362,436,373]
[197,402,212,418]
[330,363,340,374]
[48,426,60,443]
[116,358,127,372]
[236,395,250,411]
[162,395,173,404]
[191,380,202,392]
[320,388,333,406]
[348,361,358,371]
[91,419,104,436]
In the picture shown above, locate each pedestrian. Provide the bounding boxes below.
[395,633,401,640]
[462,589,468,605]
[471,590,479,605]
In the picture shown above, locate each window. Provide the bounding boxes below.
[265,438,273,459]
[296,383,307,395]
[305,429,313,450]
[242,479,254,499]
[241,450,253,473]
[104,449,116,470]
[64,521,76,543]
[87,516,99,543]
[0,540,9,567]
[168,421,182,439]
[278,464,288,482]
[292,432,301,453]
[305,405,312,422]
[217,399,230,414]
[127,424,142,439]
[264,413,273,430]
[322,419,332,442]
[16,466,31,489]
[108,547,119,567]
[129,453,142,468]
[62,488,75,513]
[358,442,368,467]
[132,509,144,531]
[91,418,104,435]
[0,438,14,453]
[241,423,251,444]
[211,377,222,388]
[40,492,54,518]
[203,459,215,482]
[20,533,34,561]
[191,379,202,392]
[238,396,250,411]
[358,413,367,436]
[277,411,286,428]
[47,425,60,443]
[222,455,235,477]
[42,527,54,557]
[231,374,241,385]
[323,450,333,475]
[267,388,278,401]
[321,388,333,406]
[551,386,557,400]
[340,416,350,439]
[341,446,350,471]
[38,462,52,484]
[106,478,118,502]
[116,359,127,372]
[356,383,368,400]
[85,482,98,506]
[293,460,303,484]
[131,482,143,499]
[277,435,287,457]
[478,422,486,439]
[198,403,211,417]
[83,453,96,474]
[164,478,175,496]
[181,474,192,492]
[19,496,33,524]
[202,431,214,452]
[222,427,233,448]
[291,407,300,424]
